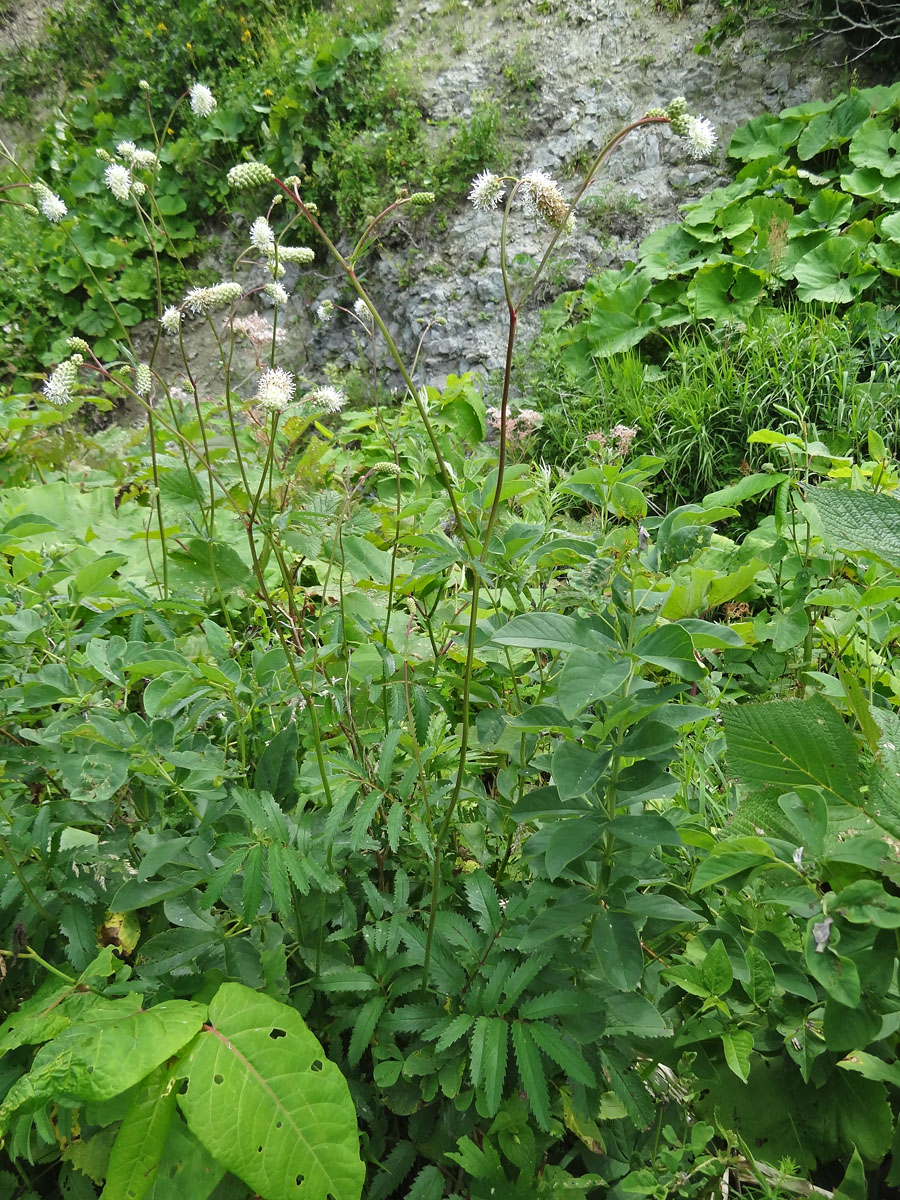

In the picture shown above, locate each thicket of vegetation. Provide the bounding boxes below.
[1,2,900,1198]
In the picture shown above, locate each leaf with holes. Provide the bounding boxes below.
[177,982,364,1200]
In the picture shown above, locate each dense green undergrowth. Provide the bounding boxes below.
[2,18,900,1200]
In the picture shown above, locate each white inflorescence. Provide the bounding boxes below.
[305,385,346,414]
[104,163,133,203]
[353,298,373,327]
[276,245,315,265]
[263,282,290,306]
[316,300,334,323]
[160,306,182,334]
[32,182,67,223]
[189,83,217,118]
[227,161,274,189]
[183,282,243,313]
[468,170,505,212]
[135,364,152,397]
[683,114,717,160]
[43,355,83,406]
[255,367,296,412]
[519,170,570,230]
[250,216,275,252]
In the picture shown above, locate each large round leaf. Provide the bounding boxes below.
[177,983,364,1200]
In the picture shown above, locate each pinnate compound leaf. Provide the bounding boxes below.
[463,869,502,933]
[0,1000,205,1132]
[723,696,861,806]
[177,982,364,1200]
[530,1022,595,1086]
[101,1063,177,1200]
[512,1023,550,1131]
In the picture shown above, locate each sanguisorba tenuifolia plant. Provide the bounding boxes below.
[0,85,739,1198]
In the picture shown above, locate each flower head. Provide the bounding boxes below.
[227,161,274,189]
[43,355,82,406]
[263,281,290,306]
[104,162,133,203]
[255,367,295,413]
[135,363,152,397]
[468,170,505,212]
[131,148,160,171]
[682,114,717,160]
[116,140,138,160]
[32,182,67,223]
[519,170,569,229]
[230,312,284,349]
[160,306,182,334]
[189,83,217,118]
[250,216,275,253]
[353,298,373,327]
[66,337,91,355]
[304,385,346,414]
[183,282,243,313]
[276,245,315,265]
[316,300,334,324]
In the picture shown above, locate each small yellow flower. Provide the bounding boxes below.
[263,88,273,98]
[186,41,192,50]
[156,21,167,30]
[242,28,251,40]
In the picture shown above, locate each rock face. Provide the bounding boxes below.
[296,0,858,394]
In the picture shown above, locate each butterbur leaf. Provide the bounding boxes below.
[177,982,364,1200]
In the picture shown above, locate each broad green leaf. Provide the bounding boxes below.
[178,982,364,1200]
[635,624,704,679]
[556,653,630,719]
[491,612,612,653]
[809,486,900,569]
[551,741,608,801]
[834,1147,867,1200]
[721,1030,753,1083]
[691,850,773,891]
[702,940,733,996]
[0,1001,205,1131]
[101,1063,177,1200]
[849,116,900,178]
[832,880,900,927]
[742,945,776,1007]
[805,936,860,1008]
[839,1050,900,1088]
[778,788,828,856]
[145,1114,224,1200]
[723,695,862,806]
[793,237,878,303]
